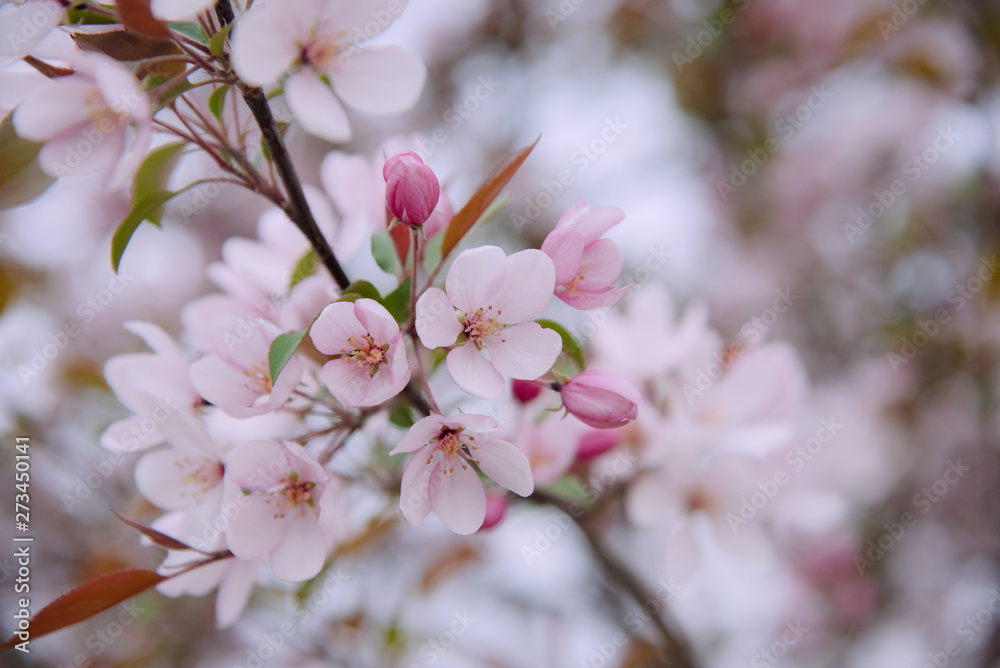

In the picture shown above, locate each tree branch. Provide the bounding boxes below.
[213,0,352,291]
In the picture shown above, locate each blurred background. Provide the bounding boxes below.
[2,0,1000,666]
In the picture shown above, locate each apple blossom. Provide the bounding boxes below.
[309,298,410,407]
[13,51,151,188]
[560,369,644,429]
[383,151,440,227]
[391,413,534,534]
[0,0,65,68]
[415,245,562,400]
[222,439,340,582]
[230,0,426,143]
[541,202,630,309]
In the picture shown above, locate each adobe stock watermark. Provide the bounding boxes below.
[510,117,628,231]
[3,0,62,54]
[845,126,959,244]
[413,74,502,160]
[887,254,998,372]
[405,611,477,667]
[716,85,834,202]
[726,418,843,533]
[750,620,809,667]
[877,0,930,40]
[855,458,970,575]
[57,600,145,668]
[671,0,751,72]
[918,589,1000,668]
[18,270,137,385]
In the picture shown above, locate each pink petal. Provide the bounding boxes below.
[215,559,258,629]
[472,437,534,497]
[123,320,181,357]
[361,344,410,405]
[446,344,505,400]
[151,0,216,20]
[319,358,372,407]
[268,354,303,409]
[446,414,498,432]
[229,5,301,86]
[576,238,623,290]
[429,460,486,535]
[310,301,366,354]
[225,439,288,490]
[557,285,630,310]
[398,444,437,526]
[39,123,125,179]
[189,355,259,411]
[541,227,585,285]
[331,46,426,114]
[135,447,206,510]
[353,298,398,344]
[492,249,555,323]
[558,204,625,244]
[100,415,165,452]
[268,511,326,581]
[391,415,445,455]
[223,493,288,560]
[486,322,561,380]
[285,69,352,143]
[415,287,462,348]
[13,78,94,141]
[445,245,506,314]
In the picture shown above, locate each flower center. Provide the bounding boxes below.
[243,362,273,394]
[431,430,480,475]
[300,26,352,70]
[178,458,224,499]
[281,472,317,510]
[341,333,388,378]
[464,306,505,348]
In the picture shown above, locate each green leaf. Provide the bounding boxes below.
[289,248,318,290]
[169,21,207,45]
[67,8,118,25]
[268,330,307,385]
[371,231,399,274]
[536,318,586,372]
[208,84,229,120]
[440,137,539,260]
[0,111,53,210]
[209,21,235,58]
[388,403,414,429]
[336,280,381,303]
[111,190,178,272]
[133,142,186,208]
[381,278,411,324]
[421,229,444,274]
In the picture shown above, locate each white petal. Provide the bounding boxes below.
[446,344,505,400]
[415,287,461,348]
[493,249,555,323]
[151,0,216,20]
[331,46,425,114]
[285,69,352,143]
[13,78,94,141]
[268,512,326,581]
[398,444,437,527]
[215,559,258,628]
[486,322,561,380]
[445,245,506,314]
[39,123,125,179]
[429,460,486,535]
[391,415,445,455]
[472,437,534,497]
[229,4,301,87]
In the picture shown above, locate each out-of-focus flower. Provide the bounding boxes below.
[511,378,542,403]
[561,370,643,429]
[514,411,583,486]
[13,52,151,188]
[415,245,561,399]
[151,0,215,21]
[0,0,65,67]
[310,298,410,407]
[541,202,630,309]
[391,413,534,534]
[222,439,339,581]
[230,0,426,142]
[479,493,508,531]
[383,151,440,227]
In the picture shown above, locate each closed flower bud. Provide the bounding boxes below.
[383,151,440,227]
[561,370,643,429]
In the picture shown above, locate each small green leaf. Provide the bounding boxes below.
[536,318,586,372]
[0,111,53,210]
[336,280,381,303]
[388,403,414,429]
[371,231,399,274]
[268,330,307,385]
[67,8,118,25]
[208,85,229,120]
[111,190,178,272]
[209,21,235,58]
[421,230,444,274]
[381,278,411,324]
[289,248,318,290]
[134,141,186,203]
[168,21,208,44]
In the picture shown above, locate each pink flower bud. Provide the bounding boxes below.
[478,493,508,531]
[383,151,440,227]
[511,379,542,404]
[560,370,643,429]
[575,428,621,461]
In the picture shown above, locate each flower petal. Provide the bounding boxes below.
[223,493,287,560]
[310,301,365,354]
[472,437,534,497]
[486,322,561,380]
[415,287,462,348]
[445,245,506,314]
[319,358,373,407]
[398,444,437,526]
[493,249,555,323]
[446,344,505,400]
[189,355,260,411]
[229,4,301,87]
[541,227,585,285]
[429,459,486,535]
[558,203,625,244]
[225,439,289,490]
[353,298,398,344]
[215,559,257,629]
[268,511,326,581]
[285,69,352,143]
[576,238,623,290]
[556,285,630,310]
[331,46,426,114]
[391,415,445,454]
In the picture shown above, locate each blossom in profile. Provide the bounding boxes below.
[415,245,562,399]
[310,298,410,407]
[230,0,426,142]
[391,413,534,534]
[383,151,440,227]
[561,369,644,429]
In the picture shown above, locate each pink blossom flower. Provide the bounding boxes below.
[561,370,644,429]
[415,245,562,400]
[230,0,426,143]
[0,1,66,68]
[309,298,410,407]
[383,151,440,227]
[391,413,534,534]
[222,439,339,582]
[479,493,508,531]
[541,202,630,309]
[13,51,151,188]
[150,0,215,21]
[184,295,304,418]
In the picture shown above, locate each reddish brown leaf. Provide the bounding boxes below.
[112,510,195,552]
[0,569,165,650]
[389,223,410,266]
[116,0,170,39]
[72,30,180,61]
[22,55,73,79]
[440,137,539,260]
